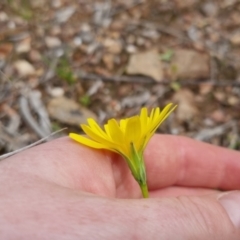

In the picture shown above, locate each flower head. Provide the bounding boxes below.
[69,103,176,198]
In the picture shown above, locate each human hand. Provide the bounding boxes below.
[0,135,240,239]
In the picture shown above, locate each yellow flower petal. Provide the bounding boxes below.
[150,103,176,134]
[104,123,111,139]
[158,103,177,124]
[149,108,155,120]
[81,124,115,147]
[120,119,127,132]
[125,116,141,144]
[152,107,160,124]
[87,118,108,138]
[69,133,113,150]
[69,104,177,199]
[107,119,124,143]
[140,107,148,132]
[104,122,129,156]
[70,104,176,165]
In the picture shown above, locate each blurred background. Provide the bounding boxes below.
[1,0,240,155]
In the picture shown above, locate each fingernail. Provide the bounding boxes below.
[218,191,240,228]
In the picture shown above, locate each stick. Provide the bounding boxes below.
[78,71,240,87]
[78,71,155,83]
[0,128,67,160]
[19,96,48,138]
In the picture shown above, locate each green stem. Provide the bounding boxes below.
[140,183,149,198]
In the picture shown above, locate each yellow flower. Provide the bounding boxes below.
[69,103,176,198]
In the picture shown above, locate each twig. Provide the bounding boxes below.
[78,71,154,83]
[1,103,21,135]
[78,71,240,87]
[228,123,239,149]
[28,90,51,136]
[210,56,217,81]
[19,96,48,138]
[0,70,18,103]
[110,0,145,17]
[39,57,59,84]
[129,20,189,42]
[194,121,235,141]
[176,80,240,87]
[0,128,67,160]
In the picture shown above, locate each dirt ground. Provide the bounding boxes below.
[1,0,240,156]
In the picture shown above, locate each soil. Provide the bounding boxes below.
[1,0,240,156]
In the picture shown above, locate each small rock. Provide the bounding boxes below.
[141,29,160,40]
[175,0,198,9]
[126,49,163,81]
[228,96,239,106]
[173,89,198,122]
[199,83,213,95]
[51,0,62,8]
[220,0,237,8]
[125,44,137,54]
[93,2,112,27]
[30,0,47,8]
[0,11,8,22]
[45,36,62,48]
[73,36,82,46]
[203,118,214,127]
[29,50,42,62]
[54,6,76,23]
[50,25,61,35]
[230,33,240,46]
[214,91,226,102]
[14,60,35,77]
[86,42,99,55]
[110,31,121,39]
[28,77,39,88]
[0,60,5,69]
[79,26,94,44]
[82,33,94,44]
[15,36,31,53]
[8,21,16,29]
[48,87,65,98]
[210,109,226,123]
[170,49,210,79]
[122,91,150,108]
[80,23,91,32]
[126,35,136,44]
[0,43,13,60]
[103,38,122,54]
[110,20,125,31]
[87,80,103,96]
[102,53,115,70]
[47,97,97,126]
[9,32,30,42]
[201,1,218,17]
[53,48,64,57]
[136,37,145,46]
[187,26,202,42]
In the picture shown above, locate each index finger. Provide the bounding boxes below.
[145,135,240,191]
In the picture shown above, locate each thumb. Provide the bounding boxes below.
[127,191,240,239]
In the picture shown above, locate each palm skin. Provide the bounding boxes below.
[0,135,240,239]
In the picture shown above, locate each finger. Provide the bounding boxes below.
[124,191,240,239]
[1,137,118,197]
[150,186,219,198]
[4,135,240,198]
[1,169,239,240]
[145,135,240,191]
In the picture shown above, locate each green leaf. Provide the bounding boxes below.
[56,58,76,84]
[160,49,174,62]
[170,82,181,91]
[79,95,91,106]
